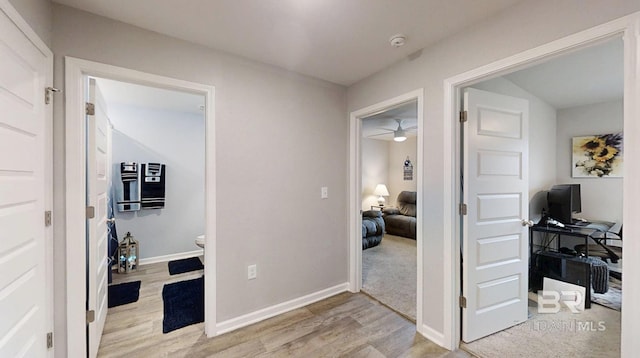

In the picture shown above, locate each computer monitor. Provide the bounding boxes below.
[547,184,581,224]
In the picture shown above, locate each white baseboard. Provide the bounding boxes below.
[216,282,349,335]
[418,323,446,348]
[139,249,203,266]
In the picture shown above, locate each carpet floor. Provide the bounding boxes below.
[362,234,416,321]
[462,292,621,358]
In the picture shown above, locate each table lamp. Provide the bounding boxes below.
[374,184,390,206]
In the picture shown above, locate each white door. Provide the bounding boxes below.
[462,88,529,342]
[87,78,111,357]
[0,4,52,357]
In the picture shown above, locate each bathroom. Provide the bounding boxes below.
[99,77,206,264]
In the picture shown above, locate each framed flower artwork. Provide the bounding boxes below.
[572,133,623,178]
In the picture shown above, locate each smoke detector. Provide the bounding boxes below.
[389,34,406,48]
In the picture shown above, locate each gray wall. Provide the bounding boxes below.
[110,104,205,260]
[347,0,640,336]
[361,137,389,210]
[388,136,417,207]
[556,100,623,223]
[51,4,347,355]
[8,0,52,46]
[361,136,417,209]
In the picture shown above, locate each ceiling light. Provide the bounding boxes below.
[394,129,407,142]
[389,34,406,48]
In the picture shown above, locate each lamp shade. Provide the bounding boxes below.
[374,184,389,196]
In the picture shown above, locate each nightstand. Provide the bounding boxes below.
[370,205,385,211]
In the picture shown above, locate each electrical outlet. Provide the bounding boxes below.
[248,264,257,280]
[321,186,328,199]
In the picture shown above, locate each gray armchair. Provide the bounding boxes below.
[362,210,385,249]
[382,191,416,239]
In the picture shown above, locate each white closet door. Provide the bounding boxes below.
[0,3,51,357]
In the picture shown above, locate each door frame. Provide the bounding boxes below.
[64,57,216,356]
[442,13,640,352]
[348,89,425,329]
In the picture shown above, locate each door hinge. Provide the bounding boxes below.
[459,203,467,216]
[44,211,52,227]
[459,110,467,122]
[86,102,95,116]
[86,206,95,219]
[459,296,467,308]
[44,87,60,105]
[460,296,467,308]
[46,332,53,349]
[86,310,95,323]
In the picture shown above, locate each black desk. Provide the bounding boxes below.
[529,220,620,309]
[529,221,620,262]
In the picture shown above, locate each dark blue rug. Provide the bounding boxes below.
[108,280,141,308]
[168,257,204,275]
[162,276,204,333]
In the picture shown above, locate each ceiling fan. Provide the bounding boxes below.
[369,118,417,142]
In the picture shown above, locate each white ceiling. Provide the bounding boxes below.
[72,2,621,115]
[53,0,523,86]
[94,77,205,114]
[504,38,623,109]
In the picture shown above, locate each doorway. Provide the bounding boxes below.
[86,76,207,354]
[360,100,419,320]
[459,37,624,357]
[348,89,425,328]
[443,14,639,354]
[64,57,216,356]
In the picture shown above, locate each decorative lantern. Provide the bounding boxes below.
[117,232,139,273]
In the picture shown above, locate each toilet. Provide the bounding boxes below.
[195,234,205,249]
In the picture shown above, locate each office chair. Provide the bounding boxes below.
[574,224,622,263]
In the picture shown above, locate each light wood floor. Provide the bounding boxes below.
[99,260,471,357]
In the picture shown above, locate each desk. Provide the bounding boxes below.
[529,221,620,262]
[530,220,619,309]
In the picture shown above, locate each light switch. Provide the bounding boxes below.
[248,264,257,280]
[321,187,328,199]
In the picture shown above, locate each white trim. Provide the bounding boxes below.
[139,250,204,266]
[348,89,424,330]
[216,283,349,334]
[442,12,640,352]
[420,323,446,348]
[0,1,54,356]
[620,14,640,358]
[64,57,217,357]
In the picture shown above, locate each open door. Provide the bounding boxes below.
[0,4,52,357]
[461,88,530,342]
[87,78,111,357]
